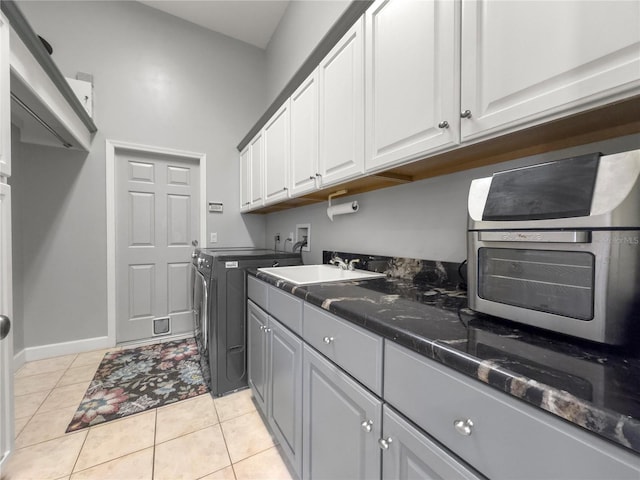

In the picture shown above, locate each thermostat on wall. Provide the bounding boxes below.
[208,202,223,213]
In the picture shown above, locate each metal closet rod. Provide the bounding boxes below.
[11,92,73,148]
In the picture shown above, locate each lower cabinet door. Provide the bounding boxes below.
[247,301,269,412]
[268,318,303,477]
[302,345,381,480]
[381,406,482,480]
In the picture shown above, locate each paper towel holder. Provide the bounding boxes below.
[327,189,359,221]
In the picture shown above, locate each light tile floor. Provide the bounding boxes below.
[3,347,294,480]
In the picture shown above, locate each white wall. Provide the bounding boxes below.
[265,0,350,103]
[12,0,268,349]
[265,134,640,265]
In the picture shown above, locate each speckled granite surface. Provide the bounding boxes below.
[251,251,640,455]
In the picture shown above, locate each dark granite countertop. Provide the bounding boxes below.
[248,261,640,456]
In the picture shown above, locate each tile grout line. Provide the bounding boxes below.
[152,407,158,480]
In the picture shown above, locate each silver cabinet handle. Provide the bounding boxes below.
[378,437,392,450]
[0,315,11,341]
[453,419,474,436]
[259,325,266,331]
[323,336,334,344]
[361,420,373,433]
[265,328,272,333]
[460,110,472,119]
[438,120,449,129]
[309,176,315,180]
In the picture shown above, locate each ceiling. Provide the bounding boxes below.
[138,0,290,49]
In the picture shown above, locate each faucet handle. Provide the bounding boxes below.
[347,259,360,271]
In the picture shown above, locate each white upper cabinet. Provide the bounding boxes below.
[239,146,251,211]
[249,132,264,209]
[263,101,290,205]
[460,0,640,142]
[365,0,460,173]
[289,71,319,197]
[318,17,364,187]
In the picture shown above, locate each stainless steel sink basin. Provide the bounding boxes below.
[257,264,385,285]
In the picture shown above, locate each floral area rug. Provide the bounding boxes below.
[66,338,209,432]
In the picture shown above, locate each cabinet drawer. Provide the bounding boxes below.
[384,341,640,480]
[303,303,383,395]
[247,276,268,311]
[268,285,303,335]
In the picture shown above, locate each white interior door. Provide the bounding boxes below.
[0,183,14,474]
[0,10,13,474]
[115,149,199,344]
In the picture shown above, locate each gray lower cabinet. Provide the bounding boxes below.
[247,299,303,477]
[302,344,382,480]
[268,316,303,476]
[247,300,268,412]
[384,340,640,480]
[381,405,482,480]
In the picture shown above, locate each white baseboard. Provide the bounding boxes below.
[20,336,114,363]
[12,332,195,368]
[13,348,26,373]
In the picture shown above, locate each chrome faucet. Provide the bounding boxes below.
[330,255,348,270]
[347,258,360,271]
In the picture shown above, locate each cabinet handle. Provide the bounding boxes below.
[361,420,373,433]
[453,418,474,436]
[309,176,315,180]
[283,187,288,191]
[438,120,449,129]
[460,110,472,119]
[322,336,334,344]
[259,325,266,331]
[315,173,322,177]
[378,437,392,450]
[264,328,272,333]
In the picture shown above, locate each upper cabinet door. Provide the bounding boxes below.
[365,0,460,173]
[248,131,264,208]
[318,17,364,187]
[239,146,251,211]
[0,12,10,178]
[263,101,290,205]
[289,71,319,197]
[461,0,640,142]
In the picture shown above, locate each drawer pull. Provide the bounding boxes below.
[259,325,266,331]
[264,328,272,333]
[361,420,373,433]
[378,437,392,450]
[454,418,474,436]
[323,336,334,345]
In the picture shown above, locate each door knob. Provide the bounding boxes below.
[460,110,472,119]
[438,120,449,129]
[0,315,11,340]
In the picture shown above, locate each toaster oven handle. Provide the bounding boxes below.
[477,231,591,243]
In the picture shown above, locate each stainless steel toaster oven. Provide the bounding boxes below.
[467,149,640,344]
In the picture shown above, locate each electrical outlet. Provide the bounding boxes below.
[210,232,217,243]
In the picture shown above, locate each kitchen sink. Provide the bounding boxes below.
[258,264,386,285]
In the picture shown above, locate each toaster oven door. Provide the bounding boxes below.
[476,246,595,320]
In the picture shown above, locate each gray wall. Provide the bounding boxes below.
[265,0,350,103]
[8,126,24,354]
[12,0,267,349]
[265,134,640,265]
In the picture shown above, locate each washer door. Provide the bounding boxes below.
[192,267,208,350]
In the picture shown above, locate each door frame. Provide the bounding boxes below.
[106,139,206,346]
